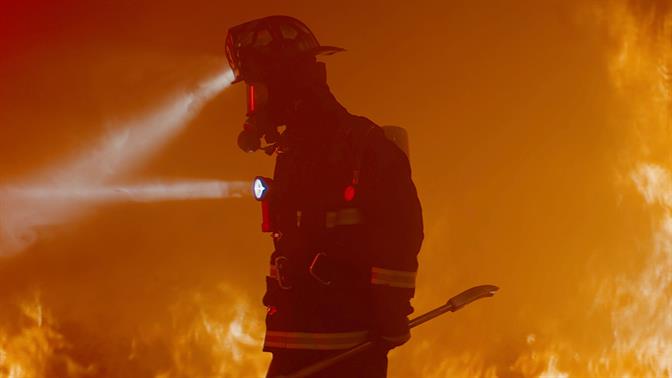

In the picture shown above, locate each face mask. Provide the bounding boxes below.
[237,82,285,154]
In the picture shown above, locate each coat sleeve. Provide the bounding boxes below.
[361,131,424,342]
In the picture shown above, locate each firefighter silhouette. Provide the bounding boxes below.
[226,16,423,377]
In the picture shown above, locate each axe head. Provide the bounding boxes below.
[447,285,499,311]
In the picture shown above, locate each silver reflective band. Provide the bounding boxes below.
[371,267,417,288]
[325,208,363,228]
[264,330,369,350]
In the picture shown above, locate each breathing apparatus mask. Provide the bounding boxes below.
[225,15,344,154]
[237,80,280,154]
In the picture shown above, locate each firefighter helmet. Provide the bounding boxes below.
[225,15,345,83]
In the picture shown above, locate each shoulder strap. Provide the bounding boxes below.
[340,114,382,185]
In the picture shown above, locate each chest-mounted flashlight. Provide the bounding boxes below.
[253,176,272,201]
[252,176,274,232]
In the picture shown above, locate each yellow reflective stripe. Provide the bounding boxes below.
[326,208,364,228]
[264,330,369,350]
[371,267,417,288]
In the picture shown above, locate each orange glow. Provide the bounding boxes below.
[1,0,671,377]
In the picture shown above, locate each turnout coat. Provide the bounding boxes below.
[262,107,424,352]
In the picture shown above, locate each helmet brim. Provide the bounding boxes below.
[310,45,346,56]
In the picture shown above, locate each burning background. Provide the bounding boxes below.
[0,0,670,376]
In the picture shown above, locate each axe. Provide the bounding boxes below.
[276,284,499,378]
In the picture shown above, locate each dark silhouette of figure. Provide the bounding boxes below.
[226,16,423,377]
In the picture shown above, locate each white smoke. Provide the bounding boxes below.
[0,68,237,256]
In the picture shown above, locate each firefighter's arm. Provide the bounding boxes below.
[362,135,424,348]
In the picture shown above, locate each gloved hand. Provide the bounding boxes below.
[371,287,414,350]
[373,312,411,350]
[378,328,411,349]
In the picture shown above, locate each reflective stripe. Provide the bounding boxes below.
[264,330,369,350]
[371,267,417,288]
[326,208,363,228]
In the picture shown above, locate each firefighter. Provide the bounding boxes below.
[225,16,423,377]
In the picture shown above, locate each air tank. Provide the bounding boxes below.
[382,125,410,159]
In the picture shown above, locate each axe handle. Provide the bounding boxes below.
[408,303,454,328]
[277,303,454,378]
[276,284,500,378]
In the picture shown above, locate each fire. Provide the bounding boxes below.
[616,163,672,375]
[0,290,94,378]
[3,2,672,377]
[512,1,672,376]
[0,286,268,378]
[395,1,672,376]
[517,2,672,376]
[165,285,268,378]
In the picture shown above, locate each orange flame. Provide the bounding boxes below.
[0,290,95,378]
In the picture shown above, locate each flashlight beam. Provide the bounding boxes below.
[35,68,236,187]
[3,181,252,203]
[0,67,235,256]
